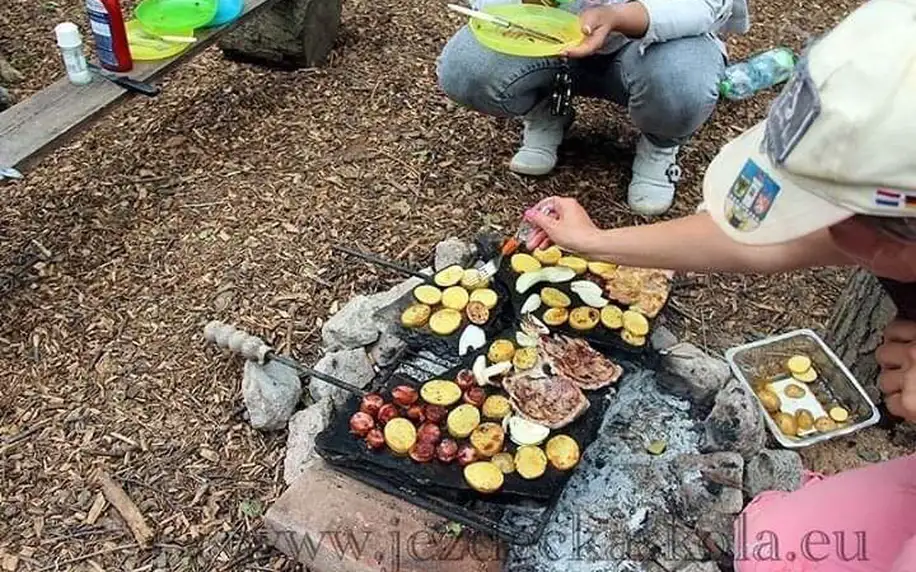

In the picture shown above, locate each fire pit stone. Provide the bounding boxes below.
[283,397,334,485]
[322,295,385,350]
[242,359,302,431]
[434,236,477,271]
[702,378,767,460]
[309,348,375,408]
[658,342,731,410]
[744,449,804,498]
[674,452,746,515]
[650,324,679,351]
[369,331,407,367]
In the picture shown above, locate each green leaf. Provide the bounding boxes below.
[444,521,463,537]
[239,499,264,518]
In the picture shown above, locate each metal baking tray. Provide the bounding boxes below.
[725,328,880,448]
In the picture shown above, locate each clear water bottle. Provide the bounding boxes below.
[719,47,797,101]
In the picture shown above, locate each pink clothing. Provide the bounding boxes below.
[734,454,916,572]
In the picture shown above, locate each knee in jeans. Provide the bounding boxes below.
[634,53,721,138]
[436,41,493,109]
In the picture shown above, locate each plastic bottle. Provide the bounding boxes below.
[54,22,92,86]
[84,0,132,72]
[719,47,797,101]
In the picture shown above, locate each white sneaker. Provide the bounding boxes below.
[628,135,682,216]
[509,100,573,176]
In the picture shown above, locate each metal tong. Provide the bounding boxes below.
[331,244,434,282]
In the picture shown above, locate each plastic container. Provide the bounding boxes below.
[54,22,92,85]
[725,329,880,448]
[126,18,193,60]
[136,0,219,35]
[85,0,132,72]
[206,0,244,27]
[719,47,796,101]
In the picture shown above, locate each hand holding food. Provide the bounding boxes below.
[522,197,602,254]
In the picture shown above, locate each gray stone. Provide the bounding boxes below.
[702,378,766,459]
[678,563,720,572]
[218,0,341,68]
[0,86,11,112]
[321,295,382,350]
[434,237,476,271]
[369,332,406,367]
[309,348,375,408]
[658,342,731,409]
[696,512,736,559]
[650,324,679,351]
[675,452,745,515]
[745,449,804,498]
[242,359,302,431]
[0,55,23,84]
[369,276,427,333]
[283,398,333,485]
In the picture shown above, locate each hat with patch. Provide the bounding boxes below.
[703,0,916,246]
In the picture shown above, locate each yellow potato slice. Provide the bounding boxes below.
[540,287,571,308]
[384,418,417,454]
[533,246,562,265]
[461,268,490,290]
[512,347,538,370]
[482,395,512,419]
[487,339,516,363]
[469,288,498,309]
[511,253,542,274]
[429,308,462,336]
[557,256,587,275]
[569,307,599,331]
[773,412,797,437]
[441,286,470,311]
[588,261,618,277]
[829,406,849,422]
[796,409,815,431]
[447,404,481,439]
[420,380,462,406]
[787,355,812,374]
[792,368,818,383]
[756,388,781,413]
[413,285,442,306]
[622,310,649,336]
[600,305,624,329]
[470,422,506,457]
[464,461,504,493]
[621,330,646,347]
[545,435,580,471]
[543,307,569,326]
[400,303,432,328]
[515,445,548,479]
[491,452,516,474]
[784,383,806,399]
[815,416,837,432]
[434,265,464,287]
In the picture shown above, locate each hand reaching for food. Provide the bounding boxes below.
[522,196,601,255]
[876,319,916,422]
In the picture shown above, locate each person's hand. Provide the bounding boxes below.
[522,196,601,254]
[875,319,916,422]
[562,6,618,58]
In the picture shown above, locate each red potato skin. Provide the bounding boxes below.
[391,385,419,406]
[406,405,426,424]
[349,412,375,437]
[424,404,448,424]
[359,394,384,418]
[409,442,435,463]
[377,404,400,425]
[417,423,442,445]
[365,429,385,450]
[456,444,478,467]
[463,387,486,408]
[436,439,459,463]
[455,370,476,391]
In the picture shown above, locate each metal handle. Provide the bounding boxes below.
[331,244,432,281]
[88,64,161,97]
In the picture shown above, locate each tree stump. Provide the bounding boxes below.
[825,269,896,402]
[218,0,341,69]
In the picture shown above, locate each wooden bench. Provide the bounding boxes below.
[0,0,339,174]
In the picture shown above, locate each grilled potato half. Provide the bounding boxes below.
[464,462,504,493]
[515,445,548,479]
[545,435,580,471]
[470,422,505,458]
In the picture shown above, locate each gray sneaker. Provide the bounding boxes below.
[628,135,682,215]
[509,100,575,176]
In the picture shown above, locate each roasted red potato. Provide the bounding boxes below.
[365,428,385,450]
[424,404,448,424]
[417,422,442,445]
[463,387,487,408]
[359,393,384,418]
[436,439,459,463]
[409,442,435,463]
[377,404,400,425]
[457,443,478,467]
[391,385,419,406]
[349,412,375,437]
[406,404,426,423]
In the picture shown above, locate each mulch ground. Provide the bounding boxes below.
[1,0,911,569]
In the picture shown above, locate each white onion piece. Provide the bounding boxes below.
[459,325,487,356]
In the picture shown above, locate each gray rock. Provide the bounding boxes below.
[0,86,11,112]
[283,398,333,485]
[650,324,679,351]
[744,449,803,498]
[702,378,766,459]
[370,276,427,333]
[678,563,720,572]
[242,359,302,431]
[309,348,375,408]
[434,237,476,271]
[369,332,406,367]
[695,512,736,560]
[658,342,731,409]
[675,452,745,515]
[321,295,382,350]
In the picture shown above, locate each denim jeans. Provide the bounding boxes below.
[436,27,726,148]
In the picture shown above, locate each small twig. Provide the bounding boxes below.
[33,544,135,572]
[96,470,155,548]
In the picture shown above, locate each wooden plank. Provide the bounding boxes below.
[0,0,281,172]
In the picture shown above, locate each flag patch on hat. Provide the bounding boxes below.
[724,159,781,233]
[875,189,901,207]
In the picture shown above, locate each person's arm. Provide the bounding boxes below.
[524,200,854,274]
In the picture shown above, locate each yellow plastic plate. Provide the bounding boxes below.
[127,18,193,61]
[469,4,584,58]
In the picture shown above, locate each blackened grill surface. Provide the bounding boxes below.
[314,353,615,501]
